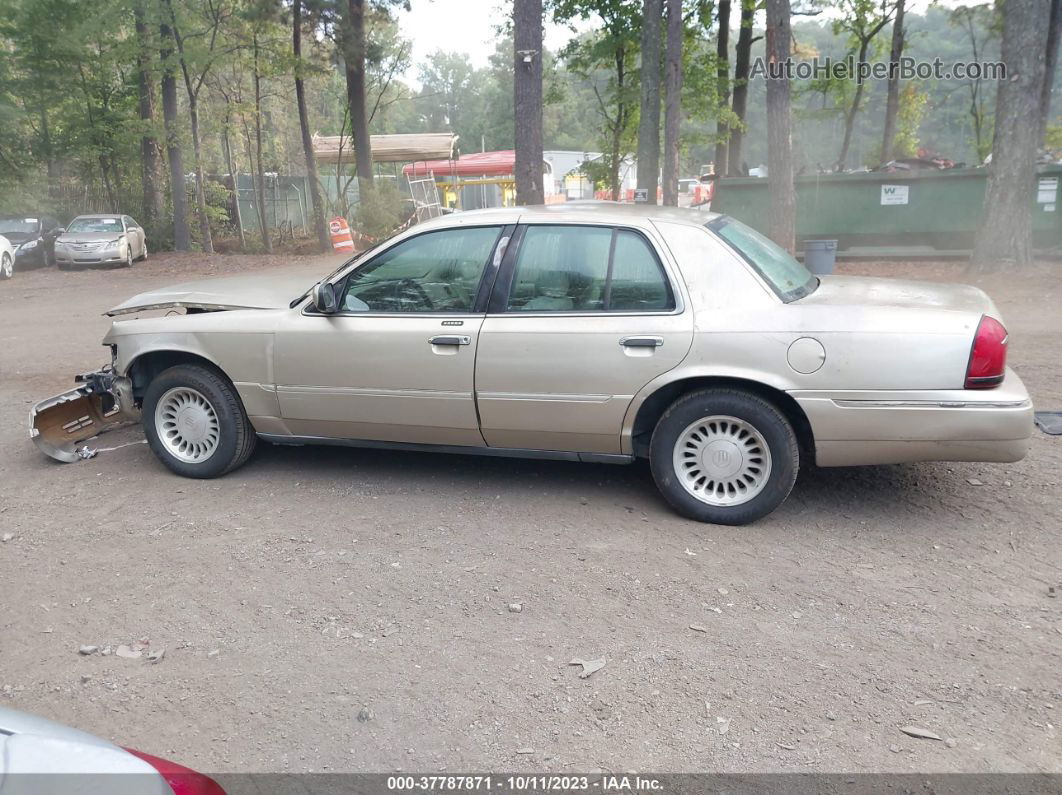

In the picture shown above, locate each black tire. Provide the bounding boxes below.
[0,253,11,280]
[649,388,799,525]
[142,364,257,479]
[121,247,133,268]
[57,261,74,271]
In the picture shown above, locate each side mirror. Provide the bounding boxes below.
[311,281,338,314]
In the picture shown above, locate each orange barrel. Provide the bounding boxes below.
[329,217,355,253]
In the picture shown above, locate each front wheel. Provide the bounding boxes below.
[649,388,799,525]
[136,240,148,262]
[142,364,257,478]
[0,253,11,280]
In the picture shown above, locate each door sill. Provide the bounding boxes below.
[256,433,634,465]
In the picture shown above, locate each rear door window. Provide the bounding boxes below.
[505,225,674,313]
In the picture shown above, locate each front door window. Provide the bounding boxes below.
[340,226,502,313]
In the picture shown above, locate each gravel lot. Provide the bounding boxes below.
[0,252,1059,774]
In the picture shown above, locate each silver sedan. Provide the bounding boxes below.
[31,204,1032,525]
[54,214,147,269]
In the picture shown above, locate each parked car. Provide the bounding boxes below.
[0,231,14,280]
[0,214,63,269]
[0,706,225,794]
[54,214,147,270]
[30,204,1033,525]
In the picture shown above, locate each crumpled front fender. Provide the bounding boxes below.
[29,367,141,463]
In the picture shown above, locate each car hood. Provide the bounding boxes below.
[0,232,34,244]
[59,232,124,243]
[107,270,314,316]
[799,275,1000,318]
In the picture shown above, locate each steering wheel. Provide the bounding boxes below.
[393,278,434,310]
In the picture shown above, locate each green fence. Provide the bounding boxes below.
[710,165,1062,257]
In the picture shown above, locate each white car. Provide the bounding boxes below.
[0,706,225,794]
[0,233,14,279]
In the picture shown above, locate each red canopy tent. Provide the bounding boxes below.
[403,150,516,178]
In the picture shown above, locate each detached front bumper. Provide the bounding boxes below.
[29,367,140,462]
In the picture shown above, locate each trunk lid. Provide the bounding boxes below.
[799,275,1001,319]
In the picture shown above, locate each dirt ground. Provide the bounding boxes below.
[0,251,1059,775]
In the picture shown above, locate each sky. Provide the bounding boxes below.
[394,0,980,86]
[396,0,592,85]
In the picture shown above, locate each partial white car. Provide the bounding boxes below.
[0,706,225,794]
[0,234,14,280]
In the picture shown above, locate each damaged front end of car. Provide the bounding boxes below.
[29,364,140,463]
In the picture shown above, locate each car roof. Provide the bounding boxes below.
[415,202,721,232]
[71,214,124,220]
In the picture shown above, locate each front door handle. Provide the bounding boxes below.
[429,335,471,346]
[620,336,664,348]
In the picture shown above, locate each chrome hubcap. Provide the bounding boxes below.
[155,387,220,463]
[2,256,10,276]
[673,415,772,506]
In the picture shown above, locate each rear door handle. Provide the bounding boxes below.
[620,336,664,348]
[429,335,471,346]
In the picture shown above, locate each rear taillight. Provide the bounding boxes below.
[965,315,1008,389]
[124,747,226,795]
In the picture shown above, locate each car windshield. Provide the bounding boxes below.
[67,217,122,234]
[707,216,818,302]
[0,218,38,234]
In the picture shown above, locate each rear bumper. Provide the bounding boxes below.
[792,368,1034,467]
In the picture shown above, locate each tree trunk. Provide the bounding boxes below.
[728,0,755,176]
[610,47,627,201]
[135,2,165,227]
[159,19,189,250]
[836,37,872,171]
[222,120,246,252]
[38,101,58,196]
[187,97,214,253]
[661,0,683,206]
[252,34,272,254]
[970,0,1050,271]
[636,0,663,204]
[293,0,332,250]
[714,0,732,175]
[765,0,795,253]
[1040,0,1062,142]
[99,155,117,212]
[513,0,545,205]
[880,0,906,163]
[344,0,374,196]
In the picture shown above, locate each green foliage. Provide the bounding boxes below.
[353,179,410,240]
[0,0,1027,247]
[893,82,927,159]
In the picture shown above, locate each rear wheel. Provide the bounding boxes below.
[0,253,11,280]
[142,364,256,478]
[649,388,799,525]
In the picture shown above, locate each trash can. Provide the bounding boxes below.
[803,239,838,275]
